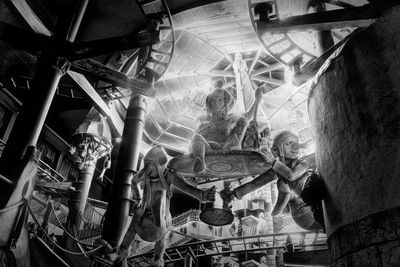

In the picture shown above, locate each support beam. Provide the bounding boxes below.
[68,71,112,116]
[68,71,124,136]
[251,75,285,86]
[248,49,262,75]
[71,59,156,97]
[250,63,284,77]
[9,0,52,36]
[257,4,379,34]
[68,31,160,60]
[161,70,235,80]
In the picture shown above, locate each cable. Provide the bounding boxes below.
[28,205,105,256]
[48,202,100,248]
[0,199,24,213]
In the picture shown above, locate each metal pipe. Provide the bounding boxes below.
[102,94,147,246]
[0,0,86,203]
[67,0,90,42]
[308,1,334,54]
[73,162,96,228]
[26,67,63,147]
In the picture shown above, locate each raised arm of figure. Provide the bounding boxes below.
[243,86,263,121]
[233,169,276,199]
[220,169,276,203]
[168,170,216,202]
[272,160,310,182]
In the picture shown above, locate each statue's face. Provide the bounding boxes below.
[209,92,225,112]
[235,53,242,61]
[144,161,158,178]
[260,138,270,149]
[283,136,300,159]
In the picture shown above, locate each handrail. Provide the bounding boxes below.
[37,161,67,183]
[129,230,327,264]
[1,139,111,184]
[171,209,200,227]
[169,230,325,249]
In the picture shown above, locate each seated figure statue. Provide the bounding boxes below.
[190,87,266,174]
[112,146,216,267]
[221,130,323,231]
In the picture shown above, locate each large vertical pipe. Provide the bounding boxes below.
[308,6,400,266]
[102,94,146,246]
[72,162,96,228]
[308,1,334,54]
[0,58,67,208]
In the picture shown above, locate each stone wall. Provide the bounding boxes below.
[308,5,400,266]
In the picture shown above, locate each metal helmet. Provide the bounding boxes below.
[272,130,298,162]
[143,146,168,167]
[143,146,170,196]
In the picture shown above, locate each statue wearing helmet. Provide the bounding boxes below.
[113,146,216,267]
[220,130,323,231]
[269,130,322,231]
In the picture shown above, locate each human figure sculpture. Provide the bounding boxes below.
[190,88,248,174]
[268,130,322,231]
[221,130,323,231]
[112,146,216,267]
[190,86,267,175]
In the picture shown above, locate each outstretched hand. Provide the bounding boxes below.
[201,185,216,202]
[261,148,277,166]
[220,189,236,203]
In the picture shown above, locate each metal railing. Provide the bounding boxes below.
[129,230,327,266]
[37,160,67,182]
[171,209,200,228]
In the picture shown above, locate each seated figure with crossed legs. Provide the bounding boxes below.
[190,88,248,174]
[190,85,269,175]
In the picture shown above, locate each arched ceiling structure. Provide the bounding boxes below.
[141,0,371,155]
[0,0,383,158]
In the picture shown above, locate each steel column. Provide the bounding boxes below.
[0,0,88,208]
[71,162,96,229]
[102,94,147,246]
